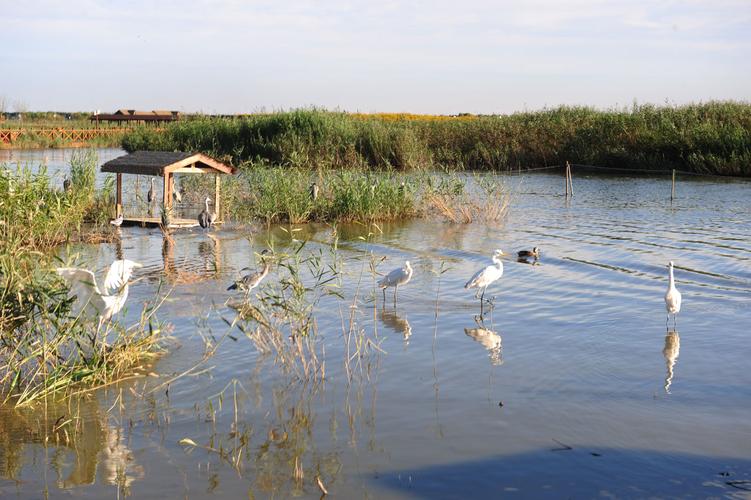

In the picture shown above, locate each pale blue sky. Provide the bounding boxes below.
[2,0,750,114]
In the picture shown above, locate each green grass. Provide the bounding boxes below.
[179,163,418,225]
[0,158,164,406]
[122,102,751,175]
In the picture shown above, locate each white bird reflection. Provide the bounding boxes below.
[464,317,503,366]
[380,309,412,345]
[663,330,680,394]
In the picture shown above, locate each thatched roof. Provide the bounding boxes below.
[100,151,236,176]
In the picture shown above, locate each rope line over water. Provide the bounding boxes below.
[505,163,750,181]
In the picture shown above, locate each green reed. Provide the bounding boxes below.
[0,162,165,406]
[123,102,751,175]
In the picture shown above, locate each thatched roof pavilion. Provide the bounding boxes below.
[101,151,236,228]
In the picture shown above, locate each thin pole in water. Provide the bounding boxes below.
[567,162,574,197]
[564,162,569,197]
[671,169,676,202]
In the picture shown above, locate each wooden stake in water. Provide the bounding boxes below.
[671,169,676,201]
[564,163,569,197]
[567,162,574,197]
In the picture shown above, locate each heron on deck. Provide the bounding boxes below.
[110,214,123,227]
[198,196,212,229]
[147,178,155,204]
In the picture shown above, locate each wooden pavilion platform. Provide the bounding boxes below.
[100,151,236,229]
[120,216,199,228]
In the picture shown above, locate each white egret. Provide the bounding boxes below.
[465,249,505,310]
[378,260,413,305]
[664,261,682,328]
[228,251,271,292]
[198,196,211,229]
[56,259,143,325]
[517,247,540,259]
[110,214,123,227]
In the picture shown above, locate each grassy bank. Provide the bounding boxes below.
[0,153,163,405]
[122,102,751,176]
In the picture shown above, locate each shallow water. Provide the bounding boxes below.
[1,166,750,498]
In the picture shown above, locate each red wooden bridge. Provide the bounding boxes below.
[0,127,131,144]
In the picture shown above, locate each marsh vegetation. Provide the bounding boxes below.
[124,102,751,175]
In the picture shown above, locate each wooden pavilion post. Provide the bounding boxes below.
[163,173,172,211]
[116,173,123,217]
[214,174,221,222]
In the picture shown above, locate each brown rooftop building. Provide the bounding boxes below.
[90,109,180,126]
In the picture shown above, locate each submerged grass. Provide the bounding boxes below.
[123,102,751,175]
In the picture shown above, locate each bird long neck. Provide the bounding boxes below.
[492,255,502,267]
[668,266,675,288]
[205,198,210,211]
[260,262,271,277]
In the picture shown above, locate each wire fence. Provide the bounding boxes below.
[505,162,750,181]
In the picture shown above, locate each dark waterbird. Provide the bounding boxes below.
[198,196,212,229]
[228,250,271,292]
[517,247,540,259]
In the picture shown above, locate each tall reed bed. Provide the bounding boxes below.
[123,102,751,175]
[179,163,418,225]
[0,158,164,406]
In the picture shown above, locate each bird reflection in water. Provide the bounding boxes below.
[0,403,143,492]
[663,330,680,394]
[380,308,412,346]
[464,316,503,366]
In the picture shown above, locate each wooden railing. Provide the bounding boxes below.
[0,128,131,144]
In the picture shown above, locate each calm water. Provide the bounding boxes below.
[1,152,750,498]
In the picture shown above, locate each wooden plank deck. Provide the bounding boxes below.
[121,216,199,228]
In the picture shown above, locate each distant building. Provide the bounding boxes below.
[90,109,180,126]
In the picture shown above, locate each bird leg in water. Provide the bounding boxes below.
[393,285,398,307]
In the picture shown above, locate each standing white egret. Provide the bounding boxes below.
[465,249,506,311]
[110,214,123,227]
[56,259,142,329]
[378,260,413,305]
[665,261,682,328]
[228,251,271,293]
[198,196,211,229]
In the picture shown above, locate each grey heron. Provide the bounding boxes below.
[228,251,271,292]
[198,196,212,229]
